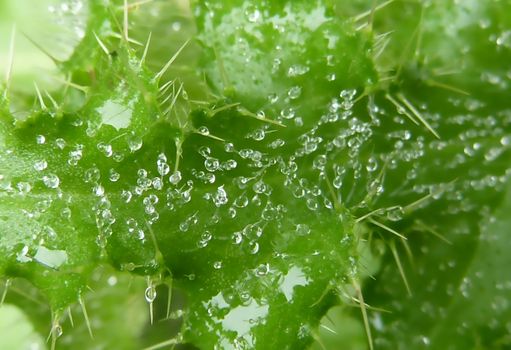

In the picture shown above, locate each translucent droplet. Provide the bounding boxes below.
[288,86,302,99]
[280,107,296,119]
[296,224,311,236]
[145,286,157,303]
[157,162,170,176]
[109,169,120,182]
[254,263,269,277]
[84,167,100,183]
[169,171,182,185]
[386,206,404,221]
[366,157,378,172]
[34,160,48,171]
[213,261,222,269]
[232,232,243,244]
[245,5,261,22]
[128,134,143,152]
[42,174,60,189]
[55,138,66,150]
[287,64,309,77]
[205,158,220,172]
[97,142,113,157]
[17,182,32,194]
[121,190,132,203]
[36,135,46,144]
[213,186,228,207]
[225,143,235,152]
[198,126,209,135]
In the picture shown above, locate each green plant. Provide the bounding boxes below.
[1,0,510,349]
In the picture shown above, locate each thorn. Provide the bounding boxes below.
[389,240,412,296]
[4,25,16,96]
[352,279,374,350]
[140,32,152,68]
[166,280,173,320]
[34,82,47,110]
[142,338,179,350]
[415,220,452,244]
[354,0,395,22]
[79,296,94,338]
[385,93,419,125]
[22,32,60,66]
[155,40,191,81]
[109,32,143,46]
[47,312,61,350]
[210,102,240,116]
[368,218,407,240]
[67,307,74,327]
[237,107,286,127]
[158,80,175,94]
[44,91,59,109]
[403,193,434,213]
[123,0,129,42]
[355,208,385,223]
[163,82,183,115]
[320,324,338,335]
[425,79,470,96]
[397,93,440,139]
[195,130,225,142]
[174,137,183,173]
[93,32,110,57]
[50,76,88,93]
[1,279,11,306]
[122,0,154,10]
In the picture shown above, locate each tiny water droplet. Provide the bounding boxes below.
[42,174,60,189]
[145,286,157,303]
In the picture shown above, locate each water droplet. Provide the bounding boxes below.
[128,134,143,152]
[287,64,309,77]
[213,186,228,207]
[366,157,378,172]
[288,86,302,99]
[254,263,269,277]
[232,232,243,244]
[34,160,48,171]
[296,224,310,236]
[386,206,404,221]
[225,143,235,152]
[145,286,157,303]
[55,138,66,149]
[17,182,32,194]
[169,171,182,185]
[52,323,63,338]
[198,126,209,135]
[36,135,46,144]
[157,162,170,176]
[42,174,60,189]
[205,158,220,172]
[245,5,261,22]
[213,261,222,269]
[109,169,120,182]
[280,107,296,120]
[97,142,113,157]
[84,167,100,183]
[121,190,132,203]
[93,184,105,196]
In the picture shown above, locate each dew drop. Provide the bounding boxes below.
[254,263,269,277]
[42,174,60,189]
[169,171,182,185]
[145,286,157,303]
[288,86,302,99]
[34,160,48,171]
[128,134,143,152]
